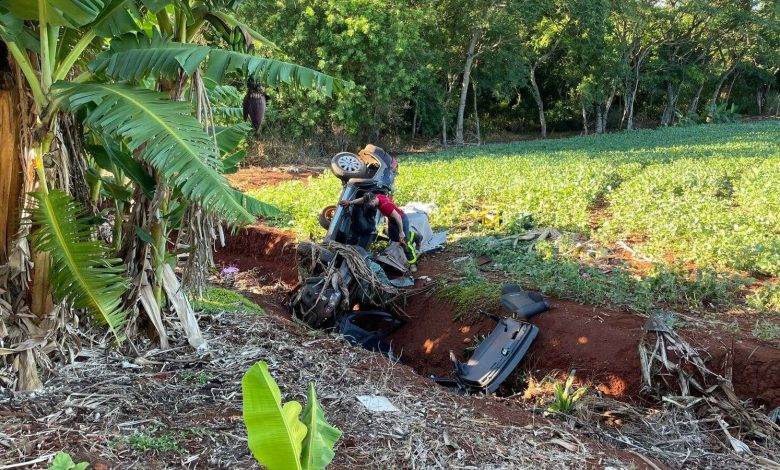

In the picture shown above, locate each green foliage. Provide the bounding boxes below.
[437,260,500,321]
[301,384,342,470]
[600,146,780,277]
[242,361,342,470]
[0,0,339,343]
[233,0,779,142]
[116,430,184,453]
[239,0,435,139]
[54,82,256,225]
[90,31,344,95]
[748,284,780,314]
[752,320,780,342]
[1,0,103,28]
[466,235,746,315]
[49,452,88,470]
[545,372,587,417]
[190,287,265,314]
[180,370,212,385]
[708,103,741,124]
[29,190,127,342]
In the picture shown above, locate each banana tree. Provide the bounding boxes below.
[0,0,342,388]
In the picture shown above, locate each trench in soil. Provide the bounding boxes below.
[214,224,780,409]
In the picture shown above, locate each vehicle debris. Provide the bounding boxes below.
[337,310,401,355]
[449,313,539,394]
[356,395,400,413]
[445,286,548,394]
[500,284,551,319]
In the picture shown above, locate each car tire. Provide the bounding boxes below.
[319,205,337,229]
[331,152,367,179]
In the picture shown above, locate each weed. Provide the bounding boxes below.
[748,283,780,314]
[720,319,741,335]
[545,372,587,417]
[752,320,780,341]
[190,286,265,314]
[180,370,212,385]
[436,259,500,321]
[659,312,688,330]
[114,430,185,453]
[49,452,88,470]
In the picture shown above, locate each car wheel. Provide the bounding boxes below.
[331,152,367,179]
[319,205,337,229]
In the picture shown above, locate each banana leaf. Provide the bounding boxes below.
[242,361,307,470]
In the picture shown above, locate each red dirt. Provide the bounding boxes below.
[391,287,646,401]
[687,329,780,408]
[227,166,322,190]
[216,225,780,408]
[213,224,298,285]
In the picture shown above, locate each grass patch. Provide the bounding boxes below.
[180,370,212,385]
[752,320,780,341]
[437,259,501,321]
[462,236,748,315]
[190,286,265,314]
[748,283,780,314]
[114,430,185,453]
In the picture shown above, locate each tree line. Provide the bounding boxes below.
[241,0,780,147]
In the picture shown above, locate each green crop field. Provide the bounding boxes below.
[248,122,780,319]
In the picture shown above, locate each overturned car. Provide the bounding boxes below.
[290,145,424,330]
[289,145,547,394]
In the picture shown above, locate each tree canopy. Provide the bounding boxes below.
[241,0,779,146]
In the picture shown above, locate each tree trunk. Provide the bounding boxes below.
[599,87,616,134]
[0,90,22,262]
[621,48,647,131]
[708,61,739,117]
[529,64,547,137]
[596,107,603,134]
[455,30,480,146]
[756,86,763,115]
[776,95,780,116]
[441,114,447,146]
[688,82,704,117]
[660,81,681,126]
[581,100,588,135]
[622,85,636,130]
[1,89,52,323]
[725,73,738,105]
[411,98,418,139]
[625,70,641,130]
[441,74,456,147]
[472,80,481,145]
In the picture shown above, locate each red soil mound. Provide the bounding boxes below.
[214,225,298,285]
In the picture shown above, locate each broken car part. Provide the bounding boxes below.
[450,317,539,394]
[337,310,402,355]
[500,284,550,319]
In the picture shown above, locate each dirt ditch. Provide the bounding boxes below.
[216,224,780,409]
